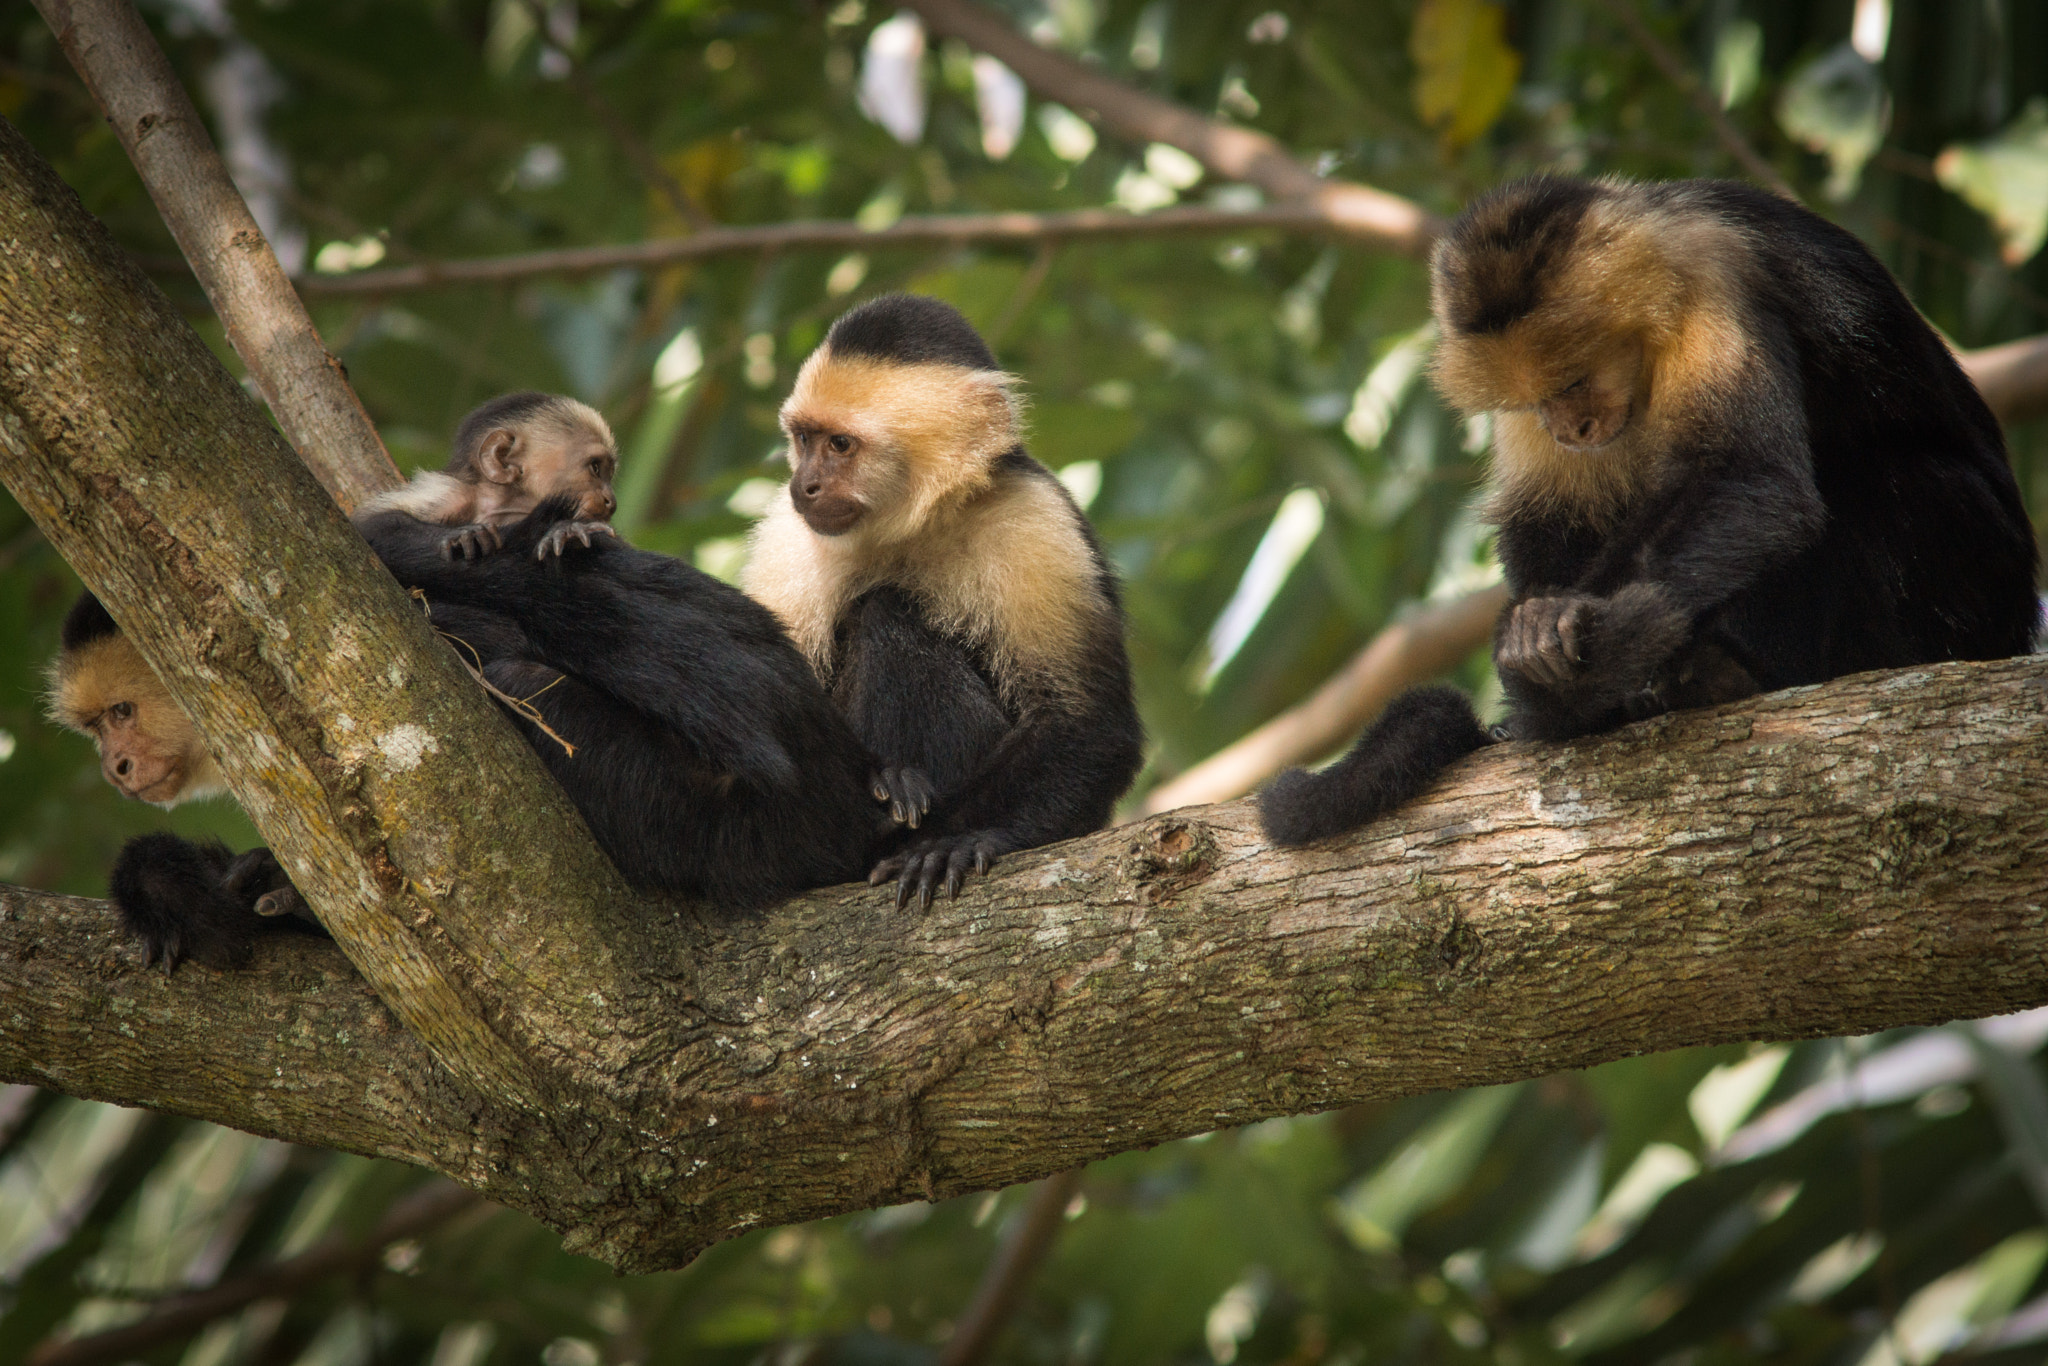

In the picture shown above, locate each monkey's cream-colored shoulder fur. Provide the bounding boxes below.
[353,470,476,523]
[743,466,1110,699]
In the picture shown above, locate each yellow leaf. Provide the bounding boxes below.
[1410,0,1523,152]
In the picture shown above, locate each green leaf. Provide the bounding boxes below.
[1409,0,1522,152]
[1937,98,2048,265]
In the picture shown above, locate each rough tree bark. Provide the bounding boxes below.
[3,70,2047,1275]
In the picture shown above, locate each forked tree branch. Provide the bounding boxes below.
[31,0,400,511]
[3,655,2046,1271]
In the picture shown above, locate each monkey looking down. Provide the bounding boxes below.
[354,390,619,561]
[743,294,1145,908]
[1261,175,2039,847]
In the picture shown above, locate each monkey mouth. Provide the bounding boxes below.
[799,501,866,536]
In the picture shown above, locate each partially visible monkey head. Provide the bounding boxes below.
[45,593,226,807]
[360,392,618,530]
[1430,177,1752,505]
[777,295,1022,544]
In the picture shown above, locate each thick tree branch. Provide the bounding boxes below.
[900,0,1442,255]
[27,1180,482,1366]
[5,655,2047,1270]
[293,204,1348,294]
[32,0,400,511]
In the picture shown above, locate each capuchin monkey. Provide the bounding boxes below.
[353,390,619,561]
[1261,175,2040,847]
[743,294,1145,909]
[52,398,899,969]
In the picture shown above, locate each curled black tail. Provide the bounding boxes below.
[110,833,321,973]
[1258,685,1491,847]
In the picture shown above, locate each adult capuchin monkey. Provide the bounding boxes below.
[743,294,1145,908]
[51,395,900,969]
[1260,175,2040,847]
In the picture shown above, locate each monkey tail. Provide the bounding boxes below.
[1257,685,1491,847]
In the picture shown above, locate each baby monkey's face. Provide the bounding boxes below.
[526,425,619,523]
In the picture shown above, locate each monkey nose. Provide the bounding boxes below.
[114,757,132,778]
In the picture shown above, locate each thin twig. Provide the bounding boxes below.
[986,242,1057,349]
[26,1182,483,1366]
[294,204,1346,295]
[1591,0,1797,200]
[409,588,578,755]
[518,0,714,230]
[938,1169,1086,1366]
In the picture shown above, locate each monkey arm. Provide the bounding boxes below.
[877,657,1145,909]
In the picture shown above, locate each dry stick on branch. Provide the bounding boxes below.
[30,0,400,511]
[26,1183,484,1366]
[296,203,1349,294]
[938,1168,1086,1366]
[900,0,1443,255]
[1592,0,1796,200]
[1143,583,1511,815]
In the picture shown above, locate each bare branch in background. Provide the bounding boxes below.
[518,0,715,232]
[26,1183,484,1366]
[293,203,1351,294]
[898,0,1444,255]
[1143,584,1510,814]
[1591,0,1796,199]
[31,0,400,511]
[939,1169,1087,1366]
[1963,334,2048,425]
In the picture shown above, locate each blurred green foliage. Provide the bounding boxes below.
[3,0,2048,1360]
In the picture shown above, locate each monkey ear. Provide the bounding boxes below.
[476,429,522,485]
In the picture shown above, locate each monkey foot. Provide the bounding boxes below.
[870,833,1005,912]
[870,767,934,828]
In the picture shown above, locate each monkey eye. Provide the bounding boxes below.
[108,701,134,722]
[587,457,606,475]
[1561,376,1590,395]
[828,434,854,456]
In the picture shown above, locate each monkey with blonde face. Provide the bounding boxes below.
[1262,175,2038,848]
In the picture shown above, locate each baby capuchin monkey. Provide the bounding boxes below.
[1260,175,2039,847]
[743,294,1145,908]
[354,390,620,561]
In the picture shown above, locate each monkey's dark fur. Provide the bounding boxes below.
[1262,176,2039,847]
[97,501,903,968]
[751,295,1144,905]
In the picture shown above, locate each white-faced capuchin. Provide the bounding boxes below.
[743,294,1145,908]
[354,390,619,560]
[1261,175,2040,846]
[55,397,901,970]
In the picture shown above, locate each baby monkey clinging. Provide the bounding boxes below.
[356,391,620,560]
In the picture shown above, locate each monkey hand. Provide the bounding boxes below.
[533,520,619,562]
[870,767,934,828]
[441,523,503,561]
[1496,594,1597,689]
[869,832,1006,911]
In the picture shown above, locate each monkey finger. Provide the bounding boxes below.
[869,856,906,886]
[973,845,994,875]
[1556,602,1587,665]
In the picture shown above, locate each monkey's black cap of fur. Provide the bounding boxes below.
[1436,175,1605,336]
[825,293,1000,371]
[60,590,118,651]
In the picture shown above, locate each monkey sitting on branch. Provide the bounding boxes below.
[1260,175,2040,848]
[51,395,903,969]
[742,294,1146,909]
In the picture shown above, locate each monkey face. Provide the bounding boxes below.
[1538,339,1643,451]
[786,427,870,535]
[48,636,225,807]
[535,430,620,523]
